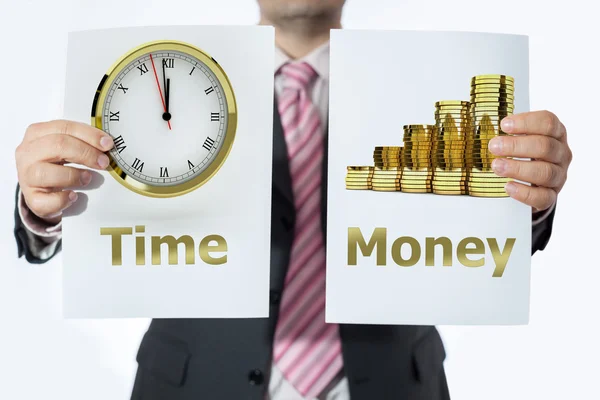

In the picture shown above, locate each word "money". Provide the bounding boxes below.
[348,227,516,277]
[100,226,227,266]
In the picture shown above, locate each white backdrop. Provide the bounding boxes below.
[0,0,597,399]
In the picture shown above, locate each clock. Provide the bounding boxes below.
[91,40,237,198]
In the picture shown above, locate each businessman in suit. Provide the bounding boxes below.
[14,0,571,398]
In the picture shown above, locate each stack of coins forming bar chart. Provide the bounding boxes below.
[432,101,470,195]
[345,166,374,190]
[372,146,402,191]
[401,125,435,193]
[467,75,514,197]
[344,74,514,198]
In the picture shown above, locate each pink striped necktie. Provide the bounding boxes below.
[272,62,343,398]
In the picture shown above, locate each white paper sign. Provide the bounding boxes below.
[62,26,274,318]
[326,30,531,325]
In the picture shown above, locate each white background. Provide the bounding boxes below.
[0,0,598,399]
[326,30,532,326]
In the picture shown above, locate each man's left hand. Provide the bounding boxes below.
[488,111,573,212]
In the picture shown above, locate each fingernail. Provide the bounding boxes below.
[69,191,78,202]
[501,118,514,132]
[100,136,113,150]
[505,182,517,196]
[98,154,109,169]
[488,137,503,154]
[81,170,92,186]
[492,158,507,174]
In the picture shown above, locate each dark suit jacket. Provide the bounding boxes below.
[14,101,555,400]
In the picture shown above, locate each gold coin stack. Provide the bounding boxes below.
[345,166,374,190]
[432,101,470,195]
[468,75,515,198]
[401,125,435,193]
[372,146,402,191]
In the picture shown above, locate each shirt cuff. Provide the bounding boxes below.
[18,189,62,244]
[532,201,555,227]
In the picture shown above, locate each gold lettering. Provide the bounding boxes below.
[151,235,195,265]
[135,226,145,266]
[100,227,133,266]
[425,237,452,266]
[199,235,228,265]
[347,227,387,266]
[487,238,516,278]
[457,237,485,267]
[391,236,421,267]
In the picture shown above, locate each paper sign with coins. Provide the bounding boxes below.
[62,26,274,318]
[326,30,532,325]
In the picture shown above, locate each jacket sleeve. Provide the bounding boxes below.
[14,184,62,264]
[531,203,556,255]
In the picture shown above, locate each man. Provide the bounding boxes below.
[14,0,571,399]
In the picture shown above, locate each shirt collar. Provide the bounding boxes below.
[274,41,330,80]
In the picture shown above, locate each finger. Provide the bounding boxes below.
[24,189,78,219]
[492,158,565,189]
[505,181,557,212]
[29,134,110,169]
[25,120,113,151]
[26,162,93,189]
[488,135,567,164]
[500,111,567,141]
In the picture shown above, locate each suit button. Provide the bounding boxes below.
[248,369,264,385]
[269,290,281,306]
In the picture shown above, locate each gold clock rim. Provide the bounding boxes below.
[91,39,238,198]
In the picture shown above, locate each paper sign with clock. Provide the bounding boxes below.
[62,26,274,319]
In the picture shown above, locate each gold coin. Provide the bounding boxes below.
[471,97,515,104]
[346,178,373,183]
[471,88,515,95]
[347,166,374,171]
[467,186,507,193]
[372,187,400,192]
[374,146,402,150]
[435,100,470,107]
[403,124,436,129]
[433,190,464,195]
[346,186,372,190]
[472,74,514,81]
[471,85,514,92]
[468,191,508,196]
[400,188,430,193]
[373,150,402,154]
[467,177,510,184]
[472,112,513,118]
[372,172,402,177]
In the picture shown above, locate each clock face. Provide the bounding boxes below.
[93,41,237,198]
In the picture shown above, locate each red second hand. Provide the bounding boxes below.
[149,54,172,130]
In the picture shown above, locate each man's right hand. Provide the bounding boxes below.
[15,120,114,224]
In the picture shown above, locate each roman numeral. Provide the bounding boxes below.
[188,160,195,169]
[132,158,144,173]
[160,167,169,178]
[117,84,128,94]
[205,86,214,95]
[162,58,174,68]
[203,137,215,151]
[137,63,149,75]
[109,111,120,121]
[211,112,220,122]
[189,67,196,75]
[113,135,127,154]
